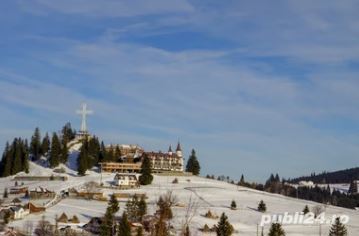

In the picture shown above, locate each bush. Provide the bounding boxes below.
[258,200,266,212]
[230,200,237,210]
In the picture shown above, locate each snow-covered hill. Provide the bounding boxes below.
[5,163,359,235]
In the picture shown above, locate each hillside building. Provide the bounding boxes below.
[113,173,139,188]
[100,142,184,173]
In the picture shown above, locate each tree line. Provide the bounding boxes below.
[289,167,359,184]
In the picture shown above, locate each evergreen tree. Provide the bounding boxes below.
[258,200,267,212]
[185,149,200,175]
[139,155,153,185]
[12,138,23,174]
[348,180,358,194]
[329,217,348,236]
[101,194,120,236]
[268,223,285,236]
[49,133,61,168]
[115,145,121,160]
[99,141,107,163]
[118,212,131,236]
[0,142,11,177]
[61,122,76,141]
[216,212,234,236]
[107,145,115,162]
[60,135,69,164]
[87,136,101,168]
[77,139,89,175]
[30,127,41,160]
[109,194,119,215]
[100,207,114,236]
[126,194,139,222]
[230,200,237,210]
[0,139,29,176]
[138,195,147,221]
[239,174,245,186]
[303,205,310,215]
[41,133,50,156]
[21,139,29,173]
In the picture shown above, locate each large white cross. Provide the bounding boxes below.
[76,103,93,133]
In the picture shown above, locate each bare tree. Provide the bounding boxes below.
[312,205,324,218]
[34,216,54,236]
[180,194,199,236]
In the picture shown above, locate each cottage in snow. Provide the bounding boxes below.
[113,174,139,188]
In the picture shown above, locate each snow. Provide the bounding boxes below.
[4,167,359,235]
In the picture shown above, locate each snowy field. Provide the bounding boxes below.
[4,163,359,235]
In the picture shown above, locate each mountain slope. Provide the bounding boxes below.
[291,167,359,184]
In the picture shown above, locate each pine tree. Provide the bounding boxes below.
[60,135,69,164]
[329,217,348,236]
[303,205,310,215]
[239,174,245,186]
[21,139,29,173]
[101,195,120,236]
[0,142,11,177]
[100,207,114,236]
[12,138,23,174]
[216,212,234,236]
[109,194,119,215]
[139,155,153,185]
[138,195,147,221]
[126,194,139,222]
[77,139,89,175]
[99,141,107,163]
[185,149,200,175]
[115,145,121,160]
[118,212,131,236]
[109,146,116,162]
[268,223,285,236]
[0,138,29,176]
[30,127,41,160]
[49,133,61,168]
[348,180,358,195]
[61,122,76,141]
[41,133,50,156]
[230,200,237,210]
[87,136,100,168]
[258,200,266,212]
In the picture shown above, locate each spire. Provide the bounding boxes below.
[168,145,172,153]
[176,141,182,151]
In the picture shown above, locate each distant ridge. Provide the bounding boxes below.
[290,167,359,184]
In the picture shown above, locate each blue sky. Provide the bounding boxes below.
[1,0,359,182]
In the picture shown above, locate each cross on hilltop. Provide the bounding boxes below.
[76,103,93,135]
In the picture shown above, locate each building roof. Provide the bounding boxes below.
[176,142,182,151]
[11,198,22,204]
